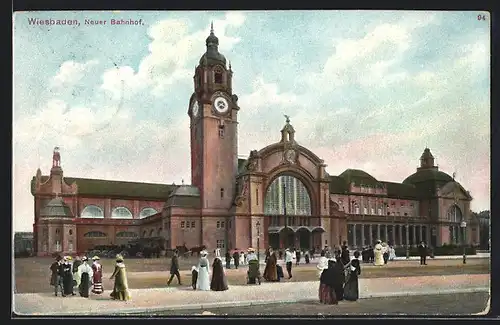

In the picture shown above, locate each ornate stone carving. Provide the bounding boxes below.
[245,150,259,171]
[234,176,249,206]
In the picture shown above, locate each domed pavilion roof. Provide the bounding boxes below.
[40,197,73,218]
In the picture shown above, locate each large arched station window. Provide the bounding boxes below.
[111,207,133,219]
[81,205,104,218]
[264,174,312,216]
[139,207,158,219]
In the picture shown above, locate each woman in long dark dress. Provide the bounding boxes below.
[62,257,75,296]
[263,248,278,282]
[344,251,362,301]
[333,252,345,301]
[210,257,229,291]
[318,260,338,305]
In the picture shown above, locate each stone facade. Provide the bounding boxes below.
[30,28,479,257]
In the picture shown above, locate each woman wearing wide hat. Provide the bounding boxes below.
[110,254,131,301]
[91,256,104,294]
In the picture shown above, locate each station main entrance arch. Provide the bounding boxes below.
[264,174,320,250]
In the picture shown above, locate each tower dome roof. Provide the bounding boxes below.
[40,197,73,218]
[199,22,226,66]
[402,169,454,185]
[170,185,200,197]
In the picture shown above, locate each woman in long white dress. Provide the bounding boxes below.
[374,240,385,266]
[388,245,396,261]
[316,251,329,278]
[196,250,210,291]
[239,252,245,266]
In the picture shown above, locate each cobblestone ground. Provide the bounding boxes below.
[146,292,489,316]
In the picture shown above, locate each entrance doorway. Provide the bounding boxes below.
[297,228,311,249]
[268,233,280,249]
[280,227,294,249]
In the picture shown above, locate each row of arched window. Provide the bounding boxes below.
[80,206,158,219]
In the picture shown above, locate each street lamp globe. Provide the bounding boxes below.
[460,221,467,228]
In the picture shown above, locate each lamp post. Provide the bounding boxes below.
[282,182,288,249]
[256,221,261,262]
[461,220,467,264]
[406,220,410,259]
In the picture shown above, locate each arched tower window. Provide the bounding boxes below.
[447,205,462,223]
[139,208,158,219]
[214,66,223,84]
[81,205,104,218]
[264,175,312,216]
[111,207,133,219]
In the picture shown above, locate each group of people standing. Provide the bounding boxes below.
[317,243,361,304]
[168,249,229,292]
[49,255,103,298]
[361,241,396,265]
[49,253,131,301]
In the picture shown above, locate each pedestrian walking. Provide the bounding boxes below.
[225,250,231,269]
[295,249,301,266]
[284,248,293,279]
[77,256,93,298]
[341,241,350,265]
[167,250,182,286]
[110,254,131,301]
[191,266,199,290]
[418,241,428,265]
[333,251,345,301]
[263,247,278,282]
[210,252,228,291]
[62,256,75,296]
[91,256,103,294]
[318,260,338,305]
[196,250,210,291]
[343,251,361,301]
[50,255,63,296]
[232,250,240,269]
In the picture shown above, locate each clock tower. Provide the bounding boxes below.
[188,23,240,214]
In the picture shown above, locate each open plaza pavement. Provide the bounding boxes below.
[13,255,490,316]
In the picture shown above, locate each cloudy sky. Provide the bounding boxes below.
[13,11,490,231]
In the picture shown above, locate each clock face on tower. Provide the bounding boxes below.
[213,96,229,114]
[191,100,199,117]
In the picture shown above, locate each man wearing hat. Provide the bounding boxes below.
[50,255,63,296]
[167,249,181,286]
[91,256,104,294]
[77,256,94,298]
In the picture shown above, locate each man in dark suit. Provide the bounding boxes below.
[418,241,428,265]
[233,250,240,269]
[167,250,181,285]
[341,241,350,265]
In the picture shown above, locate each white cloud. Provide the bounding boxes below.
[50,60,98,89]
[238,76,299,116]
[101,12,246,99]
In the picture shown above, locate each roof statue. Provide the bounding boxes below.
[284,114,290,124]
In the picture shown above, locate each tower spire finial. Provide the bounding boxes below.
[210,21,214,34]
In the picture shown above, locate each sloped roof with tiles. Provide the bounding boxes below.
[31,176,176,200]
